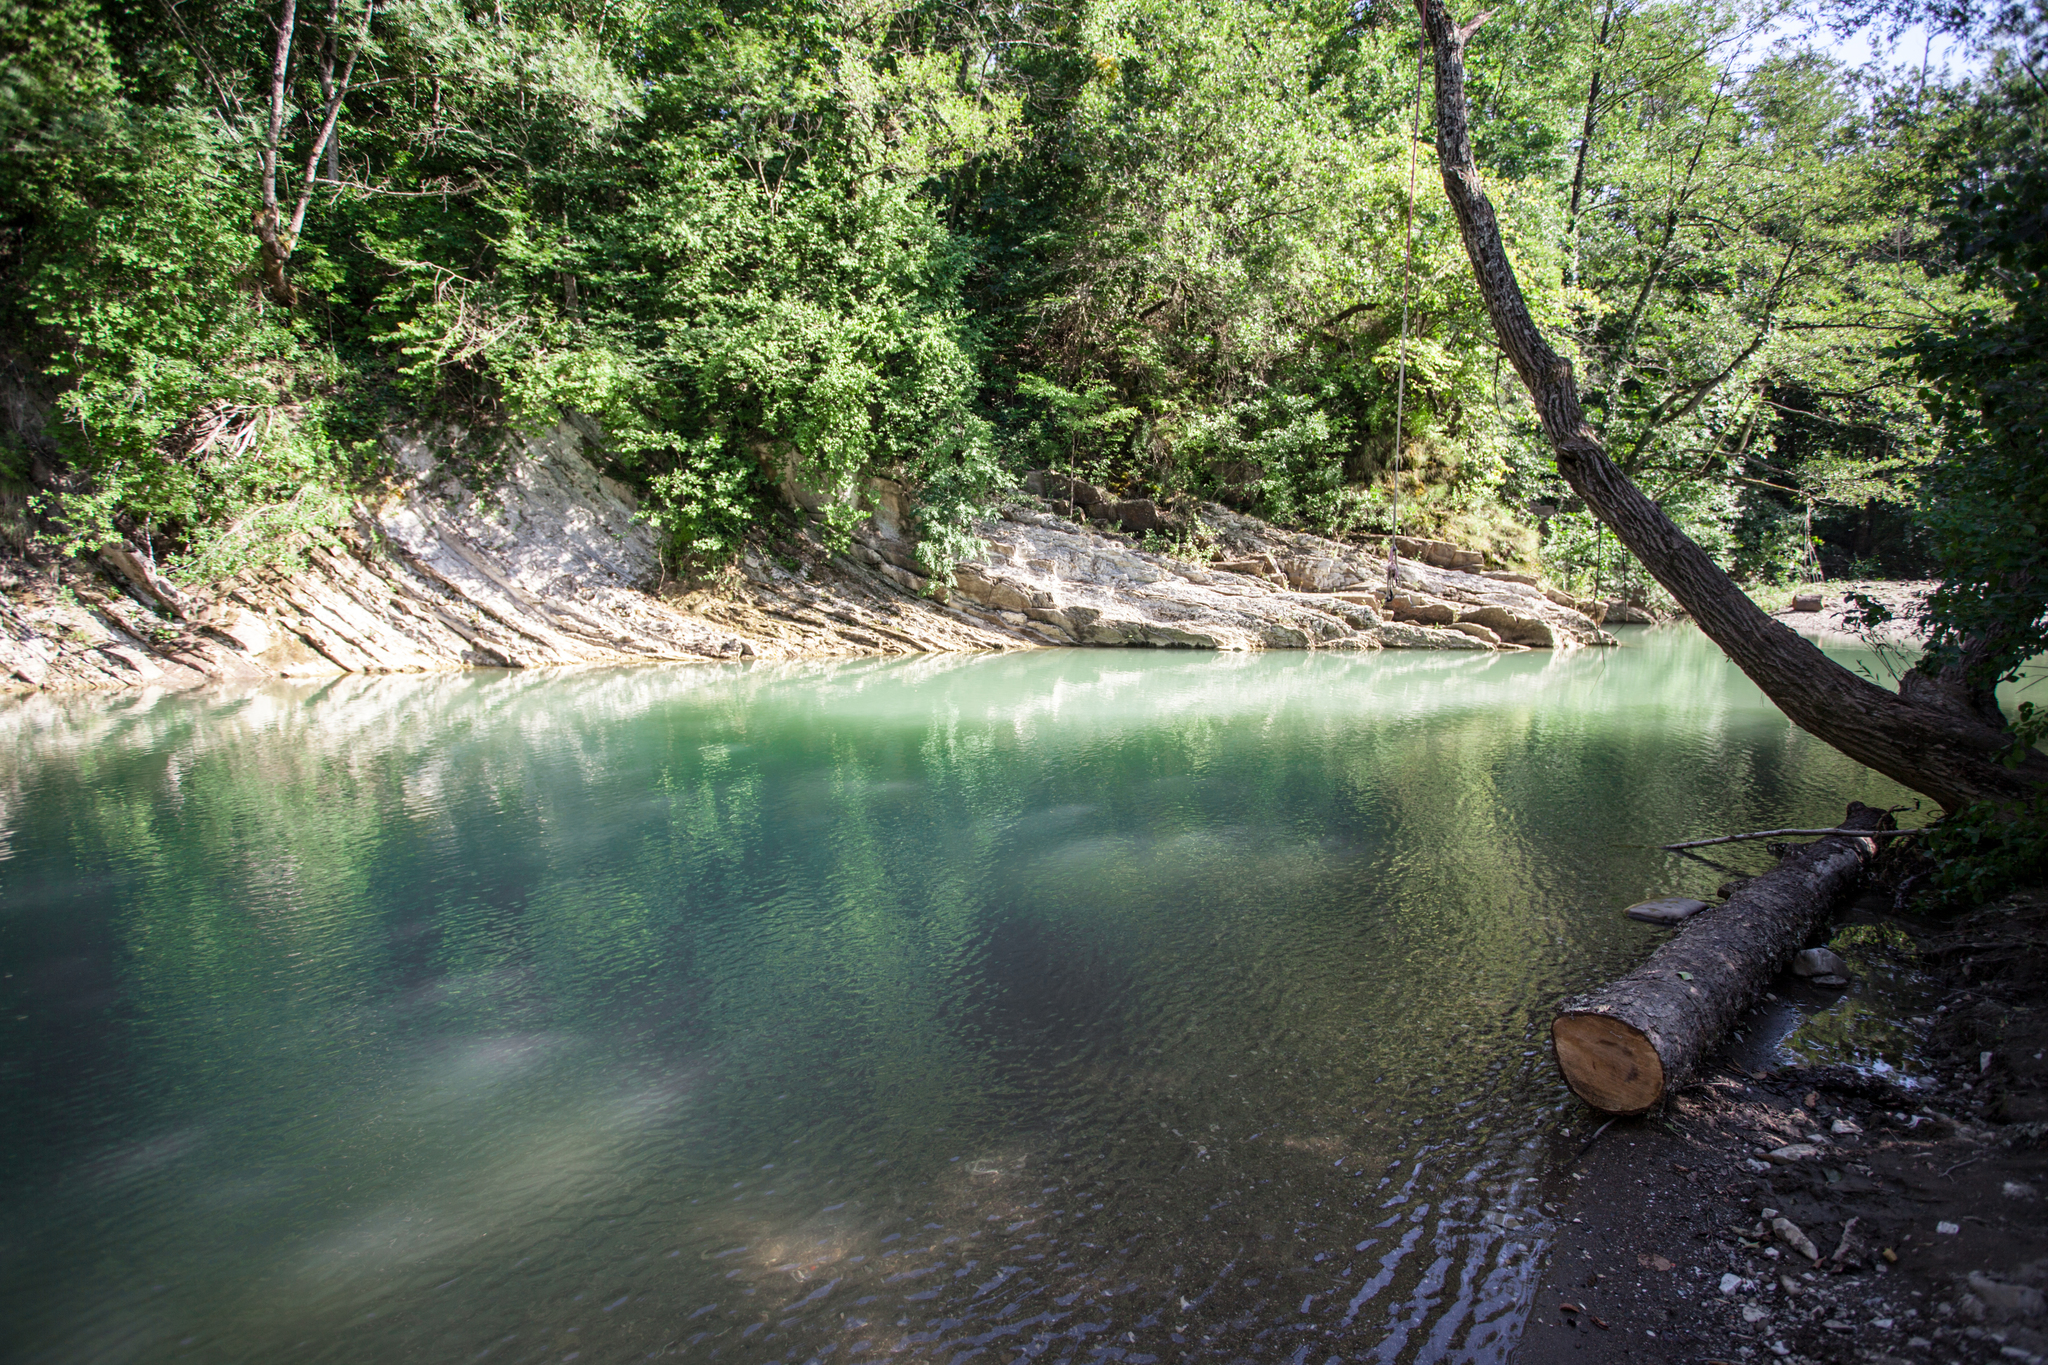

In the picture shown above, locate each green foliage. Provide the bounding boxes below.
[1906,15,2048,688]
[7,96,352,577]
[1829,920,1917,956]
[0,0,2036,622]
[1921,796,2048,912]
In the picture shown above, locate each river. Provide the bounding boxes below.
[0,627,1921,1364]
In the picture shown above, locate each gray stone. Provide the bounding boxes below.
[1022,470,1108,510]
[1444,620,1504,646]
[1388,593,1458,625]
[1791,593,1824,612]
[1625,897,1710,926]
[1103,498,1164,532]
[1211,554,1284,582]
[1968,1273,2046,1321]
[1283,556,1369,593]
[1793,947,1851,977]
[1458,603,1557,648]
[1811,974,1851,989]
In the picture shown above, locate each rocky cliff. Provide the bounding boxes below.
[0,419,1613,692]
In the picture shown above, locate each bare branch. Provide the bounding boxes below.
[1660,826,1923,851]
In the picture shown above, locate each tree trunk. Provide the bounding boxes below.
[1413,0,2048,811]
[1553,803,1891,1115]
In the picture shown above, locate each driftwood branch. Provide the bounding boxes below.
[1660,826,1925,851]
[1413,0,2048,810]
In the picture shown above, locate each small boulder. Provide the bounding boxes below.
[1443,620,1503,646]
[1457,604,1557,649]
[1790,593,1824,612]
[1212,553,1284,582]
[1603,599,1656,624]
[1284,556,1369,593]
[1103,498,1164,532]
[1625,897,1710,927]
[1024,470,1108,510]
[1966,1272,2045,1321]
[1792,947,1850,978]
[1388,593,1457,626]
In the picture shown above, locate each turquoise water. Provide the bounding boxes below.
[0,629,1916,1365]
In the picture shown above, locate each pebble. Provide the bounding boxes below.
[1937,1221,1961,1235]
[1831,1118,1862,1135]
[2004,1181,2039,1199]
[1773,1216,1821,1262]
[1768,1143,1821,1163]
[1744,1305,1771,1323]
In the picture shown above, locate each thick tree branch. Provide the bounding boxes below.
[1413,0,2047,810]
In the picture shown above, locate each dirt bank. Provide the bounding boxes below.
[1517,888,2048,1365]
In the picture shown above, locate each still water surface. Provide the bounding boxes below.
[0,628,1917,1364]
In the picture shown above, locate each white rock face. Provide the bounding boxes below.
[927,502,1615,654]
[4,423,1612,692]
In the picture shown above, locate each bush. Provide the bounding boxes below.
[1919,796,2048,913]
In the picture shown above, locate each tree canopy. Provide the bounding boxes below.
[0,0,2038,634]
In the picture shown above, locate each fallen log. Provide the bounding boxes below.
[1552,801,1894,1115]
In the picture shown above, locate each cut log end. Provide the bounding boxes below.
[1553,1011,1665,1116]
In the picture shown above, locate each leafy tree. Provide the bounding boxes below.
[1905,6,2048,701]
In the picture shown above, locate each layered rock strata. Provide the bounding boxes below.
[0,421,1613,692]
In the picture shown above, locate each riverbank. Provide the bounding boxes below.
[1517,886,2048,1365]
[0,418,1614,693]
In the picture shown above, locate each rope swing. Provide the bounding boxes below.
[1388,40,1426,600]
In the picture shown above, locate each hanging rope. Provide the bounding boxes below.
[1388,41,1425,599]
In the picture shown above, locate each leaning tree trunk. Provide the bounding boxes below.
[1554,803,1892,1114]
[1412,0,2048,812]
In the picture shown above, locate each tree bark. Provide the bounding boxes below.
[1554,803,1891,1115]
[1413,0,2048,811]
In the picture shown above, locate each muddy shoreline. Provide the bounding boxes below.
[1516,888,2048,1365]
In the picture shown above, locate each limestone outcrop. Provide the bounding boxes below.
[885,498,1614,654]
[0,421,1613,692]
[1,421,1019,692]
